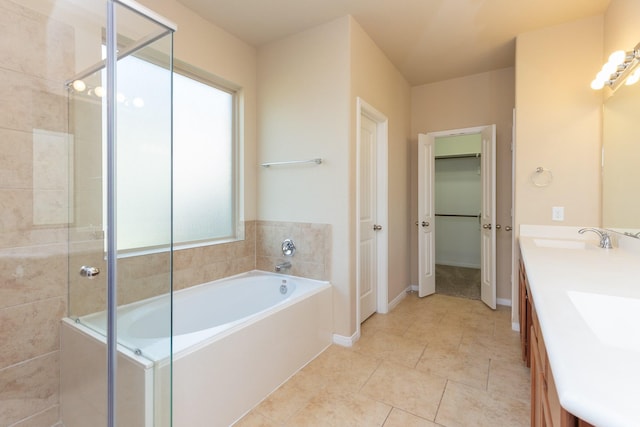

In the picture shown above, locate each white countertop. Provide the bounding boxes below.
[519,225,640,427]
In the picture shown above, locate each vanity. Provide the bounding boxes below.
[518,225,640,427]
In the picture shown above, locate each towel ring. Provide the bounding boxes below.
[531,167,553,187]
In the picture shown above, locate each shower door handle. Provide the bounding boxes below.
[79,265,100,278]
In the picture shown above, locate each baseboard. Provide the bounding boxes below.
[409,284,418,292]
[497,297,512,307]
[388,287,409,310]
[332,330,359,347]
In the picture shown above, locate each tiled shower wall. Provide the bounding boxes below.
[256,220,331,281]
[0,1,72,426]
[71,220,332,316]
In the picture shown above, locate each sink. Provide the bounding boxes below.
[568,291,640,353]
[533,238,587,249]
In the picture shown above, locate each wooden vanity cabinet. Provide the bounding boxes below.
[519,256,594,427]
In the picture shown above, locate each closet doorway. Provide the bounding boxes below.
[418,125,496,309]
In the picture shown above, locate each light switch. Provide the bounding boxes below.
[552,206,564,221]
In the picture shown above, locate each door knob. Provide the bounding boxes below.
[496,224,501,230]
[482,224,492,230]
[505,225,513,232]
[79,266,100,278]
[373,224,382,231]
[421,221,429,227]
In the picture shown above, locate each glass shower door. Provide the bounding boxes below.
[64,1,175,426]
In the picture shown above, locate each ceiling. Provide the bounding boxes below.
[177,0,610,86]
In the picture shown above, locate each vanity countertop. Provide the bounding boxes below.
[519,226,640,427]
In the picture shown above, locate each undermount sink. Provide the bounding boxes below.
[568,291,640,353]
[533,238,587,249]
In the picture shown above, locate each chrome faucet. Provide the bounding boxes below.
[578,228,613,249]
[275,261,291,272]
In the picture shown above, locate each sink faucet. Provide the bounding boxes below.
[578,228,613,249]
[275,261,291,272]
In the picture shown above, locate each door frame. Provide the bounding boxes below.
[418,125,496,308]
[355,97,389,330]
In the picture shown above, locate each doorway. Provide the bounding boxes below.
[418,125,496,309]
[434,134,482,300]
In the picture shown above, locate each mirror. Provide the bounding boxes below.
[602,79,640,237]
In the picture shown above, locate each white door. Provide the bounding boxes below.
[480,125,497,309]
[417,133,435,297]
[359,114,379,322]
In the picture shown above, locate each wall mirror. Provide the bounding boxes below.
[602,79,640,237]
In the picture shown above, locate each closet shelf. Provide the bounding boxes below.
[435,213,480,218]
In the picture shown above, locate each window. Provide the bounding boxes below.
[113,54,241,252]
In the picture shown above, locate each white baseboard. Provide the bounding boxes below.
[388,287,409,310]
[332,331,359,347]
[497,297,512,307]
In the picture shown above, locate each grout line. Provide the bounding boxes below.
[433,378,449,424]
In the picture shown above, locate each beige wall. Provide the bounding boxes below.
[349,17,412,320]
[257,17,352,336]
[257,16,411,338]
[514,16,603,232]
[513,16,603,324]
[410,67,515,302]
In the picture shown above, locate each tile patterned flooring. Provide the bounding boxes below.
[236,292,530,426]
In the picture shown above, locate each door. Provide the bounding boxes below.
[359,114,379,321]
[418,126,497,308]
[417,133,435,297]
[480,125,497,308]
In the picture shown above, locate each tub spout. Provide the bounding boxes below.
[275,261,291,272]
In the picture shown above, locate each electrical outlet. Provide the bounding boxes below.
[552,206,564,221]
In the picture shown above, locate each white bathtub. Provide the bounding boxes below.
[61,270,333,427]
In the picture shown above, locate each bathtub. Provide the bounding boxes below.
[61,270,333,427]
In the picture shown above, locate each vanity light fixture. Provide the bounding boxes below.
[591,42,640,91]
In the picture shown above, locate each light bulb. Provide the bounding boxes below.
[94,86,104,97]
[590,79,605,90]
[597,70,610,82]
[625,68,640,86]
[602,62,617,75]
[608,50,626,66]
[72,80,86,92]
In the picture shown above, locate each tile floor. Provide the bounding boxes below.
[235,292,530,427]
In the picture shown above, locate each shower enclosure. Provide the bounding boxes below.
[64,1,175,426]
[0,1,174,426]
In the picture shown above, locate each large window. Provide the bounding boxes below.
[113,54,240,252]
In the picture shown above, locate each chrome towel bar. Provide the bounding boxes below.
[260,158,323,168]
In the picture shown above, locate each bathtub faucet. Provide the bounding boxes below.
[275,261,291,272]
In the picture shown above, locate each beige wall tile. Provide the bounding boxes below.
[9,405,59,427]
[0,1,73,81]
[0,244,67,310]
[0,69,68,134]
[0,352,59,426]
[0,128,32,189]
[0,298,65,370]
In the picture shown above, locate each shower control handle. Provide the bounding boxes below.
[79,265,100,278]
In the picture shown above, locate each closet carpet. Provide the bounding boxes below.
[436,264,481,300]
